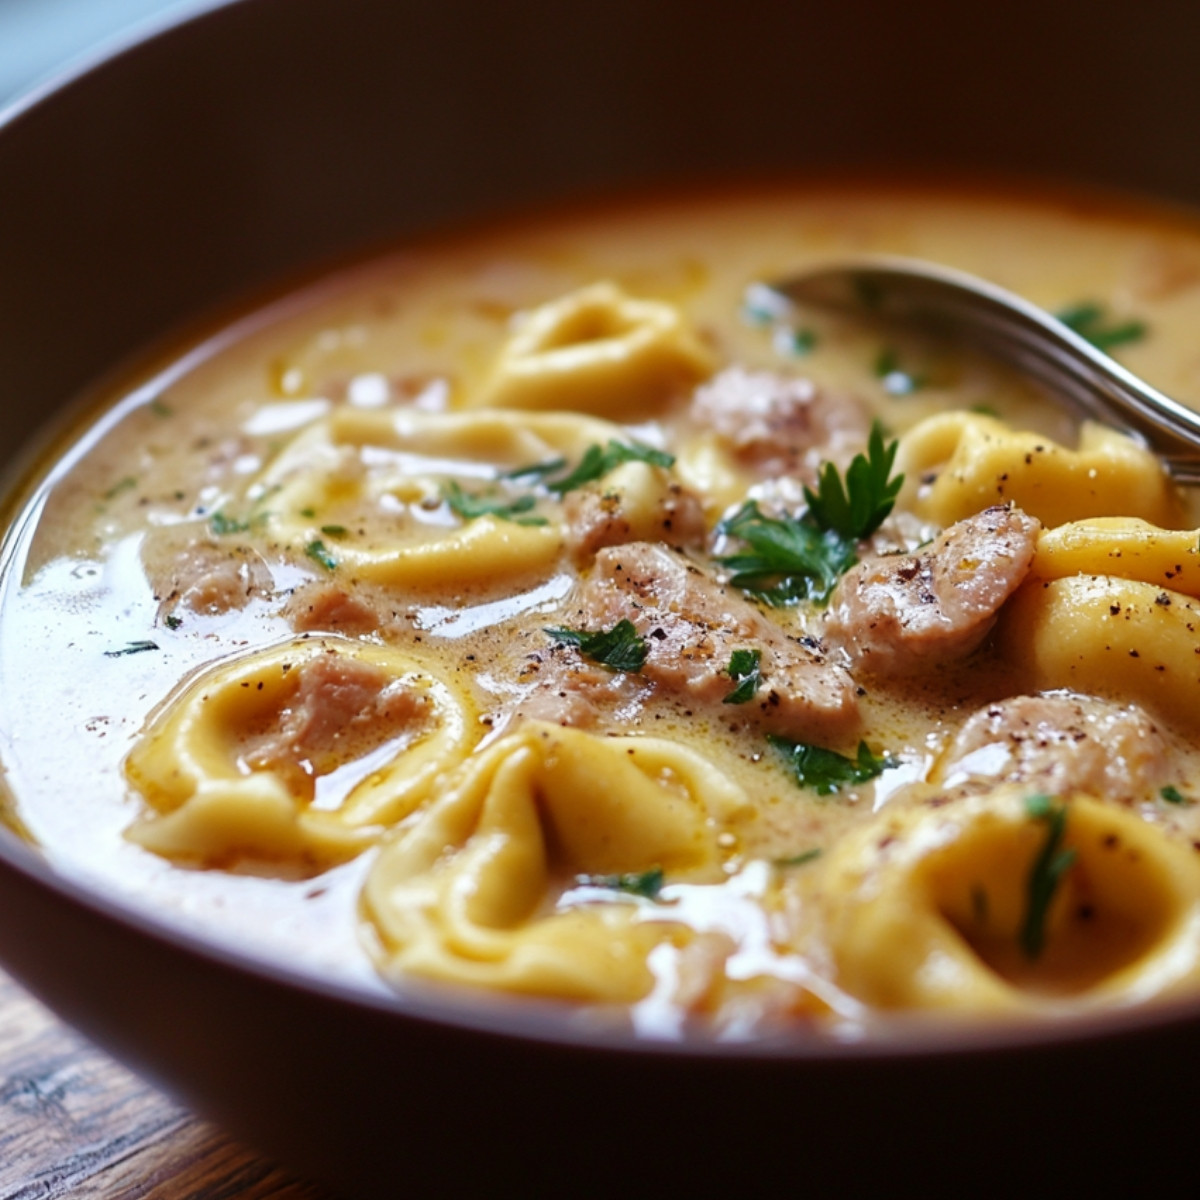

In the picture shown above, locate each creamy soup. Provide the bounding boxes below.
[7,182,1200,1038]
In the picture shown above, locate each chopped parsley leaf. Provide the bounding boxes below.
[575,866,664,900]
[210,511,250,536]
[319,524,349,537]
[775,848,822,868]
[1161,784,1190,806]
[164,614,183,631]
[149,398,172,417]
[305,539,338,571]
[723,648,763,704]
[104,476,137,500]
[1020,794,1076,960]
[773,326,818,357]
[547,441,675,495]
[442,481,546,525]
[1054,301,1147,352]
[544,619,647,673]
[771,737,893,795]
[804,420,904,541]
[104,640,159,658]
[500,456,567,482]
[716,500,856,605]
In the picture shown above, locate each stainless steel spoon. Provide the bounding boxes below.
[761,255,1200,484]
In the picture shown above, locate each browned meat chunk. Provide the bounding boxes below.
[152,539,274,619]
[689,366,869,479]
[560,542,859,739]
[243,651,430,789]
[936,692,1173,804]
[824,504,1040,676]
[563,471,707,560]
[284,580,382,634]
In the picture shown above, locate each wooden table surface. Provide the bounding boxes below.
[0,968,335,1199]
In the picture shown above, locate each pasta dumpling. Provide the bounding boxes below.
[897,412,1183,528]
[124,637,477,864]
[473,282,716,416]
[818,788,1200,1014]
[362,721,749,1002]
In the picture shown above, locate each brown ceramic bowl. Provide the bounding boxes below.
[4,1,1200,1191]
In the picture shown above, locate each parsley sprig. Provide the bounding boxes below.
[575,866,664,900]
[545,619,648,672]
[770,737,893,795]
[716,421,902,605]
[1019,794,1076,960]
[723,648,763,704]
[1054,301,1146,352]
[442,481,547,525]
[804,421,904,541]
[545,440,675,495]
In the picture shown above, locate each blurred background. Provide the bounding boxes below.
[0,0,193,105]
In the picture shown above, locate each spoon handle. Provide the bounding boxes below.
[770,256,1200,485]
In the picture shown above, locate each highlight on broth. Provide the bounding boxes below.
[7,182,1200,1038]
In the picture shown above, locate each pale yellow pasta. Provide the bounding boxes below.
[897,412,1183,528]
[125,637,477,864]
[362,722,749,1002]
[1032,517,1200,596]
[997,576,1200,732]
[819,788,1200,1015]
[257,407,628,591]
[673,430,757,516]
[472,282,716,416]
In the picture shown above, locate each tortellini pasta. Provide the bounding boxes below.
[897,412,1184,528]
[256,407,626,590]
[473,282,716,416]
[362,722,749,1001]
[125,637,476,864]
[819,788,1200,1014]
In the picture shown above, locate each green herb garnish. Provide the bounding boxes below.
[544,619,648,672]
[104,640,159,658]
[149,399,172,417]
[1160,784,1190,806]
[576,866,665,900]
[164,614,183,631]
[1054,301,1147,352]
[775,327,818,357]
[716,501,856,605]
[104,476,137,500]
[500,457,567,482]
[804,420,904,541]
[320,524,348,538]
[723,648,763,704]
[305,539,338,571]
[775,848,823,868]
[210,511,250,536]
[547,441,675,495]
[442,480,545,524]
[770,737,893,795]
[1019,794,1076,960]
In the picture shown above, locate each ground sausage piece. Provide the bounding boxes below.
[563,469,707,560]
[284,580,383,634]
[243,652,429,787]
[689,366,869,480]
[936,692,1173,804]
[824,504,1040,676]
[153,539,273,619]
[566,542,859,740]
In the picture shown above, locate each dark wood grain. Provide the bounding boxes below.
[0,968,335,1199]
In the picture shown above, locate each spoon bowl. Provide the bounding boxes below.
[763,256,1200,483]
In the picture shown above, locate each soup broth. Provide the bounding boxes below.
[7,182,1200,1036]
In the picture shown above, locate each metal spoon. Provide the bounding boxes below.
[760,255,1200,484]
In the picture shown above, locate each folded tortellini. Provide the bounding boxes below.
[818,787,1200,1015]
[472,282,716,416]
[124,637,476,865]
[362,721,749,1002]
[897,412,1184,528]
[256,408,627,591]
